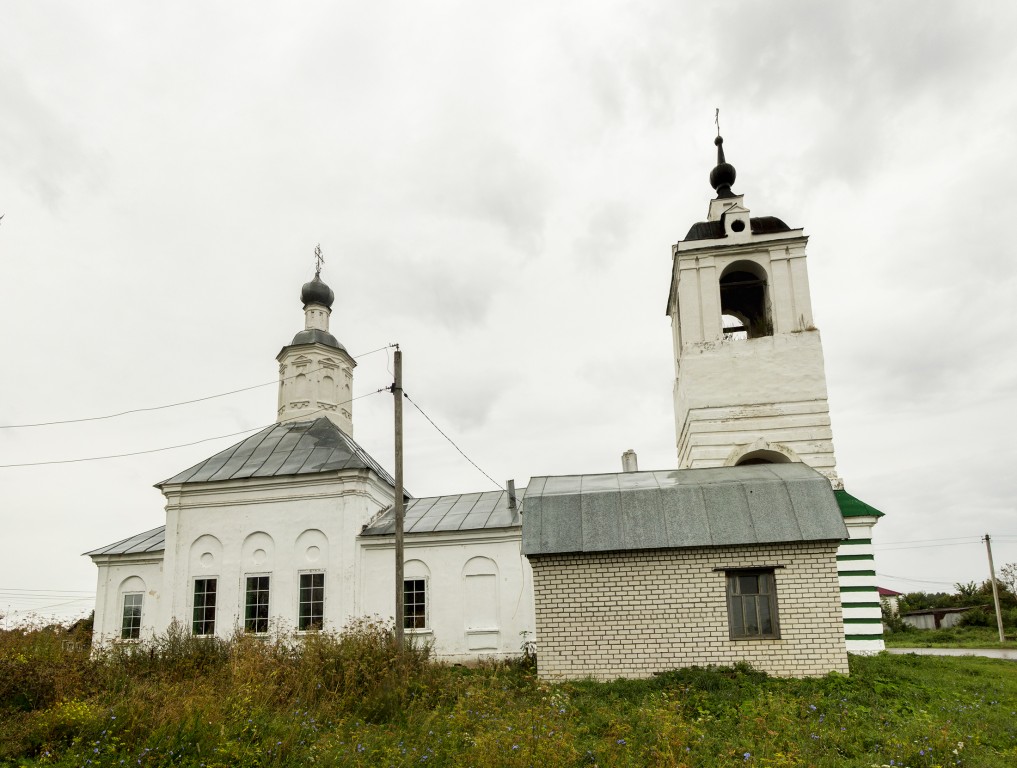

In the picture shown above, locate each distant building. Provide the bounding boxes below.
[879,586,904,617]
[87,133,885,678]
[901,606,974,630]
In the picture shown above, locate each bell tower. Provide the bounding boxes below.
[276,251,356,434]
[667,134,885,653]
[667,135,841,487]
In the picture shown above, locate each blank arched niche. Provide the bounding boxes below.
[295,529,328,568]
[719,260,772,339]
[188,534,223,574]
[462,556,500,651]
[119,575,146,594]
[242,531,275,571]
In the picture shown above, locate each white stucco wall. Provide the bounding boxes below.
[92,472,536,662]
[157,469,393,638]
[672,332,839,484]
[358,529,535,662]
[91,554,164,645]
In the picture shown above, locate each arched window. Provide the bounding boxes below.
[720,261,771,339]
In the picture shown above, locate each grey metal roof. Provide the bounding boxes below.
[159,417,396,487]
[286,329,346,350]
[84,526,166,557]
[521,463,847,557]
[362,488,522,536]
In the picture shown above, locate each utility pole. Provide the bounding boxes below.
[984,534,1006,644]
[393,346,405,647]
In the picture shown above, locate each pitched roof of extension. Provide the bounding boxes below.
[522,462,848,557]
[83,526,166,557]
[362,487,523,536]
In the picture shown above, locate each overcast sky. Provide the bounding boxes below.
[3,2,1016,623]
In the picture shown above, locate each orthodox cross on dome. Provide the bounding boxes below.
[314,243,324,278]
[710,109,737,199]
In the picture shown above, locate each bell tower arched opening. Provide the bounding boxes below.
[720,260,771,339]
[735,450,792,466]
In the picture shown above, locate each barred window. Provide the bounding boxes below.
[121,593,143,640]
[298,572,324,631]
[244,575,270,634]
[726,569,780,639]
[192,578,217,636]
[404,578,427,630]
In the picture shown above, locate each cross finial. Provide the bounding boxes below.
[715,108,721,137]
[314,243,324,278]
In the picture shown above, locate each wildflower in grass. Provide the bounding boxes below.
[744,752,751,761]
[617,739,627,746]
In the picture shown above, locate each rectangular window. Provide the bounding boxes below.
[121,593,143,640]
[404,578,427,630]
[244,575,270,634]
[298,572,324,631]
[192,578,217,636]
[726,569,780,639]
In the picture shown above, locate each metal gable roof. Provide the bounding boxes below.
[521,463,847,557]
[158,417,396,487]
[362,487,523,536]
[83,526,166,557]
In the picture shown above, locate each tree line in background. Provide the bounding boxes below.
[885,562,1017,632]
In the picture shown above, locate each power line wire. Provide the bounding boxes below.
[0,588,95,594]
[876,535,984,546]
[878,572,966,587]
[0,388,387,469]
[875,540,984,552]
[402,391,503,492]
[0,345,394,429]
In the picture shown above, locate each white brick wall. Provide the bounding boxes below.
[530,541,848,680]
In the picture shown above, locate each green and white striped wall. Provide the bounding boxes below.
[835,490,885,654]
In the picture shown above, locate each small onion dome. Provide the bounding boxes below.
[301,274,334,309]
[709,135,737,198]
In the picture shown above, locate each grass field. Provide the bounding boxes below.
[883,626,1017,649]
[2,621,1016,767]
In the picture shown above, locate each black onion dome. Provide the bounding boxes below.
[709,135,737,198]
[301,275,335,309]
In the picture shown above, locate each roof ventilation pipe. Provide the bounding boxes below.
[507,479,517,511]
[621,450,638,473]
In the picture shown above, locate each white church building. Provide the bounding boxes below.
[87,136,885,678]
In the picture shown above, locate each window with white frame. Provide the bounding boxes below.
[244,575,270,634]
[192,578,217,636]
[121,593,143,640]
[298,572,324,631]
[403,578,427,630]
[726,569,780,639]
